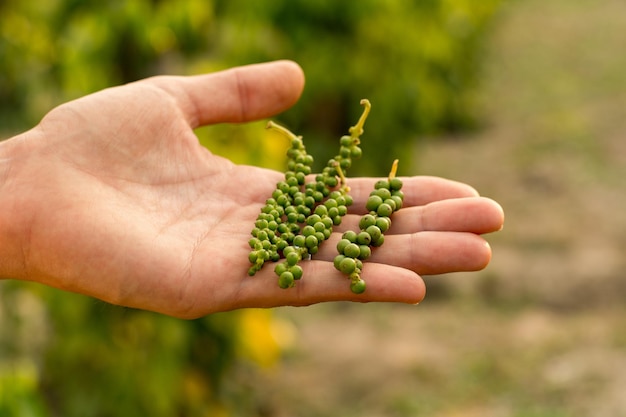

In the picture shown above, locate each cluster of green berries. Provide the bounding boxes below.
[247,99,405,294]
[333,160,404,293]
[248,100,371,286]
[247,133,312,275]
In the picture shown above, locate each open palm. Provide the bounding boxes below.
[1,61,503,318]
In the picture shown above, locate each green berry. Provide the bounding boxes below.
[374,179,390,189]
[343,243,361,258]
[286,251,300,266]
[325,198,338,209]
[383,198,397,211]
[391,195,403,211]
[277,240,288,252]
[366,195,383,212]
[334,195,346,206]
[306,214,322,226]
[274,262,288,276]
[278,271,295,289]
[357,231,372,245]
[350,279,366,294]
[328,190,342,200]
[358,245,371,260]
[325,176,338,187]
[377,203,394,217]
[343,230,358,243]
[337,238,351,254]
[339,257,357,274]
[340,136,352,147]
[276,194,289,207]
[373,188,392,200]
[277,223,290,234]
[334,255,346,270]
[376,216,391,232]
[359,214,377,230]
[286,176,298,187]
[313,221,326,233]
[314,205,328,217]
[290,265,304,280]
[305,234,318,249]
[293,195,304,206]
[313,191,325,202]
[293,234,306,248]
[371,234,385,247]
[392,190,404,200]
[248,251,259,264]
[322,217,333,229]
[389,177,403,191]
[365,225,382,242]
[283,232,295,244]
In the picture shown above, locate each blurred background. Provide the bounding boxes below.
[2,0,626,416]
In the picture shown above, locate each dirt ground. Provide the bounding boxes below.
[247,1,626,416]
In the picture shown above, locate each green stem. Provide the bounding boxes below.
[334,160,350,192]
[266,120,300,141]
[388,159,399,180]
[348,99,371,139]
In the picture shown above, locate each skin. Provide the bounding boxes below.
[0,60,504,318]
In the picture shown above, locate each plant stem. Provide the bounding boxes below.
[266,120,299,141]
[348,99,371,139]
[388,159,399,179]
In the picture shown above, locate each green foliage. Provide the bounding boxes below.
[0,0,501,415]
[0,0,214,133]
[1,0,501,173]
[211,0,502,174]
[1,281,285,416]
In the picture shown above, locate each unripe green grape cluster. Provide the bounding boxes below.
[247,100,404,294]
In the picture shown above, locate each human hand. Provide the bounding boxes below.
[0,61,504,318]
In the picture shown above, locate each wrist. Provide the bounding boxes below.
[0,129,42,280]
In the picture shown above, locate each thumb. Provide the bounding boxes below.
[149,60,306,128]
